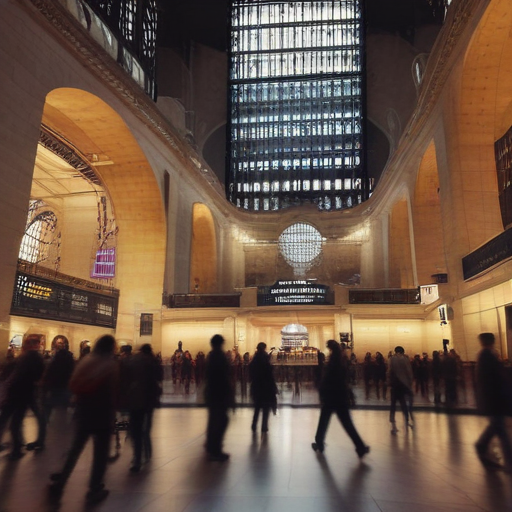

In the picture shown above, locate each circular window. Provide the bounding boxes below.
[278,223,322,277]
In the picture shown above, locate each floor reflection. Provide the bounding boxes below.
[0,409,510,512]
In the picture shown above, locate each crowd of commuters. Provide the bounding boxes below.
[167,341,472,413]
[357,345,468,406]
[0,331,510,507]
[0,334,163,504]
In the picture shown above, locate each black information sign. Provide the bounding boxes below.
[257,281,332,306]
[462,228,512,280]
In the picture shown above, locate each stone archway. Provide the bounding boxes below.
[39,88,166,348]
[281,323,309,348]
[453,0,512,250]
[190,203,217,293]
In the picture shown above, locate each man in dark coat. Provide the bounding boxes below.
[126,343,162,472]
[431,350,443,405]
[311,340,369,459]
[249,342,277,433]
[205,334,234,461]
[39,335,75,430]
[0,334,45,459]
[474,332,512,471]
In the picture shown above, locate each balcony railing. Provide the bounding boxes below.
[349,288,420,305]
[167,294,241,309]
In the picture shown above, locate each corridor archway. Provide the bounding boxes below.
[14,88,167,349]
[190,203,218,293]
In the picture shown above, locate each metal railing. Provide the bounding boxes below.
[11,264,119,328]
[349,288,420,304]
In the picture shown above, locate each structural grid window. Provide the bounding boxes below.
[85,0,158,98]
[228,0,369,211]
[495,125,512,229]
[18,202,60,266]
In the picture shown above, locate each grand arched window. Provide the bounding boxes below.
[19,203,59,265]
[228,0,369,211]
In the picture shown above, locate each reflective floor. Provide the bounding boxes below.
[0,408,511,512]
[161,379,477,409]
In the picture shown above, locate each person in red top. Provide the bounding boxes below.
[48,334,119,505]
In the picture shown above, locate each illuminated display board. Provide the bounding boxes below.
[258,280,331,305]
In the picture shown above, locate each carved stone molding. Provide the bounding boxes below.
[23,0,226,199]
[367,0,487,215]
[416,0,483,122]
[39,125,102,185]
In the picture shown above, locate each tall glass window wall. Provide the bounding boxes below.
[228,0,369,211]
[83,0,158,98]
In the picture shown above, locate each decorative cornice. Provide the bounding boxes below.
[23,0,229,201]
[366,0,488,216]
[39,124,102,185]
[414,0,483,125]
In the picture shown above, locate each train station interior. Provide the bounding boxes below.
[1,0,512,510]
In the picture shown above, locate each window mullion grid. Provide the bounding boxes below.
[229,0,364,211]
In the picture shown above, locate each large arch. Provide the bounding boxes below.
[412,140,446,285]
[190,203,218,293]
[41,88,166,348]
[454,0,512,251]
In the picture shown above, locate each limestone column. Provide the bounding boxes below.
[0,8,46,351]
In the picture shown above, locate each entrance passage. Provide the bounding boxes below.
[281,324,309,348]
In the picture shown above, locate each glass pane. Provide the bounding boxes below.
[228,0,368,211]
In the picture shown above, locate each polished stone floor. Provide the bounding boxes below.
[0,408,511,512]
[162,377,477,410]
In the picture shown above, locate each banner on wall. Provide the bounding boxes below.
[91,248,116,279]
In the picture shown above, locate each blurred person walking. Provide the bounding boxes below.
[311,340,370,459]
[39,335,75,430]
[0,334,44,459]
[474,332,512,472]
[362,352,374,399]
[181,350,193,394]
[48,334,119,504]
[249,342,278,433]
[432,350,443,405]
[387,346,414,434]
[420,352,431,400]
[374,352,387,400]
[126,343,162,472]
[443,349,458,407]
[205,334,234,461]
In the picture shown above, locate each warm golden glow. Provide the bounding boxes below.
[190,203,217,293]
